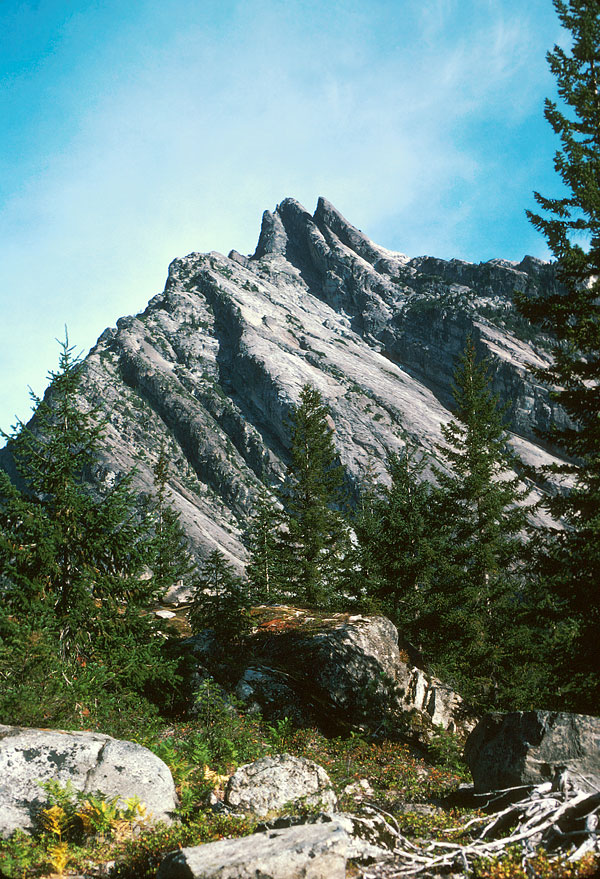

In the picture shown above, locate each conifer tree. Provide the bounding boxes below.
[514,0,600,709]
[244,491,285,605]
[278,384,350,608]
[0,336,175,711]
[149,440,197,592]
[189,549,249,642]
[353,446,441,636]
[431,338,530,708]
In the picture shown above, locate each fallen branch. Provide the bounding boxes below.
[367,774,600,878]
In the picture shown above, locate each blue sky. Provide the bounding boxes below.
[0,0,566,437]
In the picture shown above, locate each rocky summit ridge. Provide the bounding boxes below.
[4,197,568,568]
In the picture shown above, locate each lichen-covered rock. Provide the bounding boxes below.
[235,665,310,724]
[464,711,600,793]
[250,607,474,744]
[340,808,399,854]
[0,725,178,837]
[224,754,337,818]
[157,820,351,879]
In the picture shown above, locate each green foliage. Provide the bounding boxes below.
[276,384,351,608]
[0,683,471,879]
[189,550,250,642]
[37,780,149,841]
[428,726,470,776]
[266,716,295,752]
[514,0,600,712]
[244,491,286,604]
[192,678,241,768]
[396,807,476,841]
[0,830,48,879]
[352,445,442,627]
[473,847,599,879]
[353,342,537,711]
[146,439,197,592]
[0,335,179,727]
[427,339,533,709]
[0,780,153,878]
[109,812,258,879]
[291,727,462,804]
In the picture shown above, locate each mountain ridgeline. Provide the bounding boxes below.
[2,197,566,568]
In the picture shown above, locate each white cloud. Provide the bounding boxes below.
[0,0,564,435]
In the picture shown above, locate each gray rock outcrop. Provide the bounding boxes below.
[157,818,383,879]
[224,754,337,818]
[240,608,474,743]
[0,197,568,574]
[0,725,178,837]
[235,666,308,724]
[464,711,600,793]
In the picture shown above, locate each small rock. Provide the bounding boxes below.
[343,778,374,798]
[225,753,337,818]
[339,808,399,854]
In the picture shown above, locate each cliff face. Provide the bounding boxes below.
[3,197,567,567]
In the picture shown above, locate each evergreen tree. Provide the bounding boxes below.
[189,549,250,642]
[514,0,600,709]
[353,446,441,637]
[0,336,177,723]
[148,440,197,592]
[244,491,285,605]
[350,463,387,612]
[431,339,531,708]
[278,384,351,608]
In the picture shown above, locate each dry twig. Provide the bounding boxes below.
[377,773,600,877]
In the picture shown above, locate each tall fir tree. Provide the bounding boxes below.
[514,0,600,710]
[244,491,285,605]
[277,384,351,608]
[189,549,250,642]
[353,446,441,637]
[0,336,177,724]
[148,440,197,593]
[431,338,531,709]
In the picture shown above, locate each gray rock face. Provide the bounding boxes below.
[224,753,337,818]
[235,666,308,724]
[245,608,473,743]
[0,197,567,574]
[157,820,359,879]
[464,711,600,793]
[0,725,178,837]
[341,808,399,854]
[305,614,467,736]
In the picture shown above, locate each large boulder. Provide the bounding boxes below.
[157,817,386,879]
[235,666,309,724]
[0,725,178,837]
[464,711,600,793]
[224,754,337,818]
[245,607,474,744]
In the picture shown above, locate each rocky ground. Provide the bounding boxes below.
[1,610,598,879]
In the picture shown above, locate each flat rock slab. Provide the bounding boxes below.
[0,725,178,837]
[225,753,337,818]
[464,711,600,793]
[157,820,351,879]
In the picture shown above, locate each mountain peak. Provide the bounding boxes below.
[2,198,565,572]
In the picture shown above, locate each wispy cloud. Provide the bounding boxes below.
[0,0,564,433]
